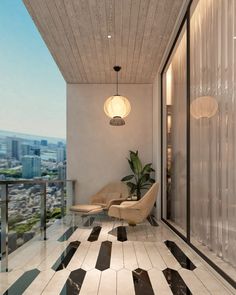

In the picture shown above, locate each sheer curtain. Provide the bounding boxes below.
[190,0,236,268]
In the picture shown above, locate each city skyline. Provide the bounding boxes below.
[0,0,66,138]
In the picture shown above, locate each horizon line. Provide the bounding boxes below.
[0,128,66,141]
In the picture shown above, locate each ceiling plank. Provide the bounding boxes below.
[23,0,184,83]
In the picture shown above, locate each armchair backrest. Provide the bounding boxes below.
[98,181,129,199]
[132,182,159,219]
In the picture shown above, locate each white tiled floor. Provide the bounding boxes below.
[0,217,235,295]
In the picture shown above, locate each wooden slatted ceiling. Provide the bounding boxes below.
[23,0,184,83]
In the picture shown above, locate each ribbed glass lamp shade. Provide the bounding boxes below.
[190,96,218,119]
[104,95,131,119]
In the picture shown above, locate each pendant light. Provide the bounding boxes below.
[104,66,131,126]
[190,96,218,119]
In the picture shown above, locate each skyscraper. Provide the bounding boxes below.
[22,155,41,179]
[58,162,66,180]
[56,147,66,163]
[7,137,21,160]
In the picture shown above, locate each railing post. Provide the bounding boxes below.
[60,182,65,219]
[0,184,8,272]
[40,183,47,240]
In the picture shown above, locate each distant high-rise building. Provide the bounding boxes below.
[7,137,21,160]
[57,147,66,163]
[41,140,48,146]
[32,147,40,156]
[58,162,66,180]
[33,140,40,147]
[57,141,64,148]
[22,156,41,179]
[21,144,31,157]
[21,144,40,158]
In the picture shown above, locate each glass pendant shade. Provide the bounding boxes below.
[104,65,131,126]
[104,95,131,119]
[190,96,218,119]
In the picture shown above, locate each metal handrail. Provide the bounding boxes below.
[0,179,75,185]
[0,179,76,272]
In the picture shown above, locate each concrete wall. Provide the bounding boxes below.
[67,83,153,204]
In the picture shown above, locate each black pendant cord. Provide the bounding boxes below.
[113,65,121,96]
[116,70,118,95]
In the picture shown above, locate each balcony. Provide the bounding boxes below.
[0,0,236,294]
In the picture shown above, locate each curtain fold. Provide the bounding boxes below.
[190,0,236,268]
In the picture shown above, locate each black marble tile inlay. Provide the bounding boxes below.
[52,241,80,271]
[95,241,112,271]
[57,226,78,242]
[147,215,159,226]
[83,217,95,227]
[3,268,40,295]
[164,240,196,270]
[132,268,155,295]
[163,268,192,295]
[87,226,102,242]
[60,268,86,295]
[117,226,127,242]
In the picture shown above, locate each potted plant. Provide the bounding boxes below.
[121,150,155,199]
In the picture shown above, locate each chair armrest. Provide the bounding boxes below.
[120,201,138,207]
[106,198,127,209]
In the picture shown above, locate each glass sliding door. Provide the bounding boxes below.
[190,0,236,281]
[162,24,187,236]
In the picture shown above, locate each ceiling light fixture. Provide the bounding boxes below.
[107,35,112,39]
[104,66,131,126]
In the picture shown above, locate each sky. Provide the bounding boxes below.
[0,0,66,139]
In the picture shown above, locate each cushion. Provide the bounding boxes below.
[70,204,102,213]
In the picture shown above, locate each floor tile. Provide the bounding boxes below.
[164,240,196,270]
[41,269,70,295]
[80,269,101,295]
[66,241,90,271]
[81,241,101,271]
[178,268,210,294]
[148,268,173,295]
[110,242,124,270]
[144,242,167,270]
[98,269,116,295]
[95,241,112,271]
[23,269,55,295]
[163,268,192,295]
[134,242,152,270]
[132,268,155,295]
[57,226,78,242]
[123,241,139,270]
[60,268,86,294]
[117,269,135,295]
[52,241,80,271]
[3,269,40,295]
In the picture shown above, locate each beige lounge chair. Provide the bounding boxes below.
[70,181,129,222]
[90,181,129,210]
[108,182,159,225]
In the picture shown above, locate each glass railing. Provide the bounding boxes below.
[0,179,75,272]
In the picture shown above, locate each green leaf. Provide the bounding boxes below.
[130,151,142,174]
[126,182,136,194]
[140,173,150,184]
[149,178,155,183]
[121,175,134,181]
[128,159,135,174]
[142,163,152,174]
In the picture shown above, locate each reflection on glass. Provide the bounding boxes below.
[163,25,187,235]
[190,0,236,279]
